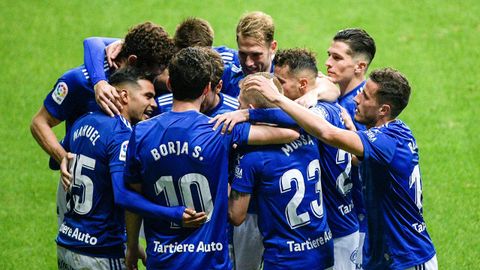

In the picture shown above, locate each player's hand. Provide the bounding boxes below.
[340,106,357,131]
[105,39,123,69]
[243,76,281,103]
[60,153,74,191]
[182,208,207,228]
[209,110,249,134]
[94,80,122,116]
[295,87,319,108]
[125,244,146,270]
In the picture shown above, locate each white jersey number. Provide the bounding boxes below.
[155,173,214,228]
[280,159,324,229]
[409,165,423,211]
[66,154,95,215]
[336,149,353,195]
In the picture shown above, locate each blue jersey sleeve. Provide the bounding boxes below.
[357,128,396,165]
[111,171,185,223]
[248,108,298,127]
[231,151,262,194]
[124,127,143,184]
[83,37,119,85]
[229,122,251,147]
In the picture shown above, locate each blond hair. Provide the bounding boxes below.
[239,72,283,108]
[236,11,275,44]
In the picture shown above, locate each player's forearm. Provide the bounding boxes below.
[83,37,118,85]
[248,125,299,145]
[30,118,66,164]
[249,108,298,127]
[274,95,364,156]
[228,190,250,226]
[125,210,142,248]
[112,172,185,222]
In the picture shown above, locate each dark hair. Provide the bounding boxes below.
[118,22,175,75]
[334,28,376,66]
[174,17,214,49]
[168,47,213,100]
[274,48,318,78]
[109,67,148,88]
[369,68,411,118]
[203,48,224,91]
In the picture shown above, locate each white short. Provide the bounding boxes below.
[333,231,360,270]
[355,231,366,269]
[405,255,438,270]
[233,213,263,270]
[57,245,125,270]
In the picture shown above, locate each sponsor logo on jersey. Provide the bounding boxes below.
[52,82,68,105]
[119,141,129,161]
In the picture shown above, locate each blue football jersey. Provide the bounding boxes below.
[44,66,104,132]
[338,81,368,233]
[83,37,118,85]
[124,110,251,270]
[56,112,132,258]
[213,46,239,67]
[312,102,359,238]
[231,130,334,270]
[154,93,238,117]
[357,120,436,269]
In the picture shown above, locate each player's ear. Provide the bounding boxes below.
[127,55,138,65]
[166,78,173,92]
[119,89,129,104]
[215,80,223,94]
[379,103,391,117]
[355,60,367,74]
[299,78,309,94]
[270,40,278,53]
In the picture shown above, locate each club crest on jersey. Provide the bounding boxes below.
[52,82,68,105]
[311,105,328,119]
[119,140,129,161]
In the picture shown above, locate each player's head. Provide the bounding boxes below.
[273,48,318,100]
[200,48,224,113]
[109,67,157,124]
[117,22,176,92]
[238,72,283,109]
[354,68,410,127]
[325,28,375,85]
[168,47,213,101]
[236,11,277,75]
[174,17,214,50]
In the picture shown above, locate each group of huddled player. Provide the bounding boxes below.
[30,10,437,270]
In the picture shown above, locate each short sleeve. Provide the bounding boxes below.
[230,122,251,147]
[108,127,131,174]
[231,151,262,194]
[123,127,143,184]
[357,128,396,165]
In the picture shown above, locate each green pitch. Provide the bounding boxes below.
[0,0,478,269]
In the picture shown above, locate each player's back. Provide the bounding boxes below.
[154,93,238,117]
[314,102,359,238]
[126,110,250,269]
[232,130,333,269]
[57,112,131,258]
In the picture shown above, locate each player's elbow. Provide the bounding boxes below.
[228,210,246,226]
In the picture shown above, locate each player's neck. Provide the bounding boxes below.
[371,117,396,129]
[172,99,202,112]
[339,76,365,97]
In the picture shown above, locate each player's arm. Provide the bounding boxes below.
[247,124,299,145]
[30,105,66,164]
[125,208,146,270]
[111,172,207,226]
[295,76,340,107]
[245,76,364,156]
[83,37,123,116]
[228,190,251,226]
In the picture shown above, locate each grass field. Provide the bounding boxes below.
[0,0,478,269]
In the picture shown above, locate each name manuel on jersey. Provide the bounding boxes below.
[73,125,100,145]
[151,141,203,161]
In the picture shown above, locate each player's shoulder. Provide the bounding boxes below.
[156,93,173,106]
[220,93,239,109]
